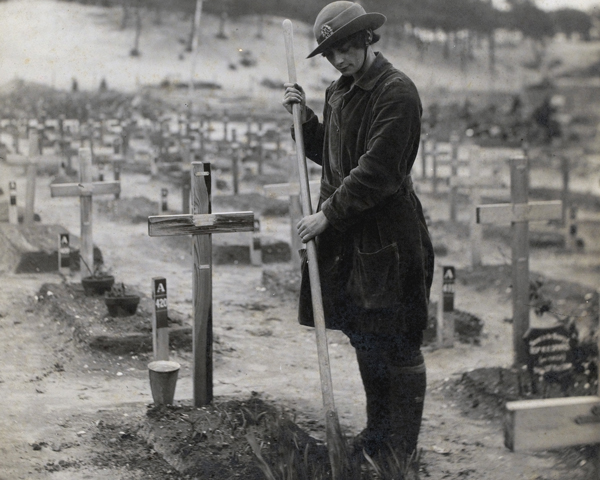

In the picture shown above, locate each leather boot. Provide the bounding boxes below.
[353,347,391,457]
[388,354,426,456]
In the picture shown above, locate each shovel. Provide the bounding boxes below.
[282,18,349,480]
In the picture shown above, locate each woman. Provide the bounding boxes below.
[282,1,434,458]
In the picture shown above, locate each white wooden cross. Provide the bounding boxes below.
[24,129,40,225]
[449,145,508,267]
[476,155,562,366]
[148,161,254,406]
[50,148,121,276]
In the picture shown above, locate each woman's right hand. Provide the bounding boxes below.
[282,82,307,122]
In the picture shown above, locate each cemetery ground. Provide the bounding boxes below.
[1,148,600,480]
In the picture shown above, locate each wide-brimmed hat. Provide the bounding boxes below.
[307,1,386,59]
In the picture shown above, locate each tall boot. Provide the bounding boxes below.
[353,348,392,456]
[388,355,426,456]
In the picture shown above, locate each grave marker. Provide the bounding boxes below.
[148,162,254,406]
[523,325,575,394]
[160,188,169,214]
[476,155,562,365]
[249,218,262,266]
[24,130,39,225]
[437,265,456,348]
[50,148,121,277]
[8,181,18,225]
[58,233,71,275]
[152,277,169,361]
[504,289,600,477]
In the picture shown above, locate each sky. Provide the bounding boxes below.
[494,0,600,10]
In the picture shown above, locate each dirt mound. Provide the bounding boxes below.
[34,282,192,355]
[135,394,327,479]
[0,223,104,274]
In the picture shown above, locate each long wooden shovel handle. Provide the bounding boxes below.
[282,18,337,415]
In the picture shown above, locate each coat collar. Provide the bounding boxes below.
[334,52,391,93]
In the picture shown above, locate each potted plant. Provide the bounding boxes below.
[104,282,140,317]
[80,257,115,296]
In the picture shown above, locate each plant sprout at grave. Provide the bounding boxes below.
[107,282,129,297]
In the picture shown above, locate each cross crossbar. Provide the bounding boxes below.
[449,175,504,189]
[263,180,320,198]
[51,182,121,198]
[148,212,254,236]
[477,201,562,224]
[505,396,600,451]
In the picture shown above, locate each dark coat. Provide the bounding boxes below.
[297,53,434,337]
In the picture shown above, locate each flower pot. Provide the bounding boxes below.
[148,361,180,405]
[82,275,115,296]
[104,295,140,317]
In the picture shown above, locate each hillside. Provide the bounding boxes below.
[2,0,600,115]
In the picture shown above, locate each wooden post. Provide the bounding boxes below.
[113,159,123,199]
[566,205,578,252]
[182,171,191,214]
[437,265,455,348]
[232,134,240,195]
[50,148,121,277]
[431,139,438,194]
[222,113,228,142]
[257,131,264,176]
[250,217,262,266]
[151,150,159,177]
[79,149,93,275]
[511,157,531,366]
[160,188,169,214]
[148,162,254,406]
[476,155,562,365]
[24,130,39,225]
[152,277,169,361]
[58,233,71,275]
[561,155,569,227]
[246,116,252,147]
[8,181,18,225]
[181,161,213,405]
[449,132,460,222]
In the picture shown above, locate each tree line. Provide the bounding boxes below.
[65,0,596,42]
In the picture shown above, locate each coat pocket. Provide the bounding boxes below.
[346,242,403,310]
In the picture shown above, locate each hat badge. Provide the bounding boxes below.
[321,24,334,40]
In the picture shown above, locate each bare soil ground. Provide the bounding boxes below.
[1,147,600,479]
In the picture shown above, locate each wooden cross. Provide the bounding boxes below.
[504,292,600,478]
[449,145,508,267]
[148,161,254,406]
[50,148,121,276]
[24,129,40,226]
[476,155,562,365]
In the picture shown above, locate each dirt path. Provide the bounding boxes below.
[1,163,599,478]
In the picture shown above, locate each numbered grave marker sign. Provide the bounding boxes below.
[152,277,169,361]
[58,233,71,274]
[8,181,18,224]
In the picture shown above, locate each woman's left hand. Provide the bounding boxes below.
[297,211,329,243]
